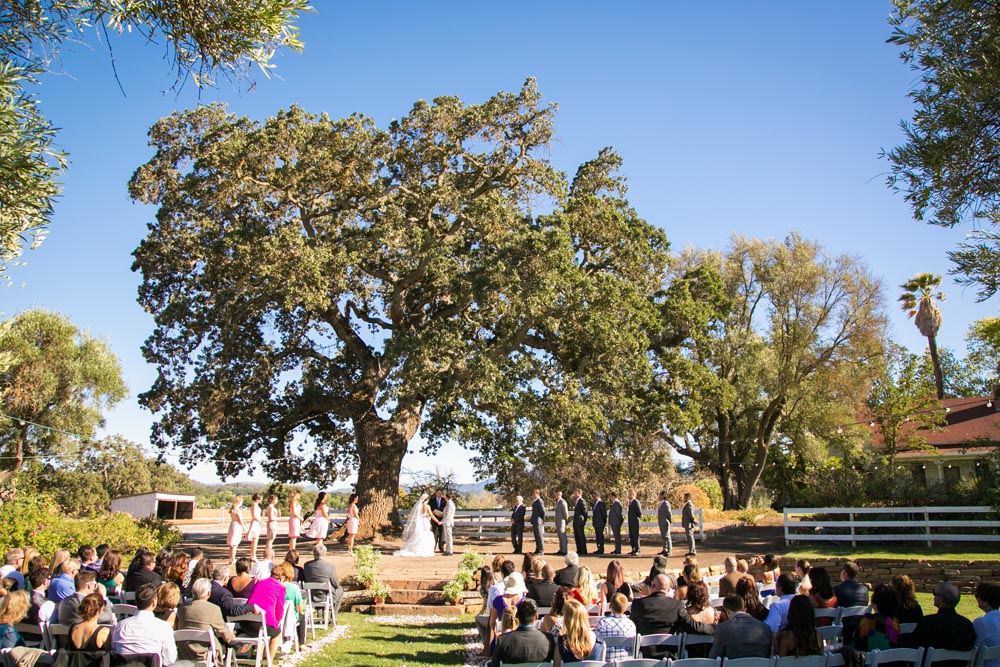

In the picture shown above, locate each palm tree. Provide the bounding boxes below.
[899,273,946,399]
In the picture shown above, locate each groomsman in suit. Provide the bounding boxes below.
[511,495,526,554]
[553,491,569,556]
[627,490,642,556]
[431,489,447,552]
[442,492,456,556]
[608,492,624,555]
[681,492,697,556]
[572,488,588,555]
[592,493,607,555]
[657,490,673,557]
[530,489,546,555]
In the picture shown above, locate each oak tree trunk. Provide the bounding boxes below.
[352,411,411,540]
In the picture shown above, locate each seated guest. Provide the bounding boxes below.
[764,574,799,634]
[226,558,257,598]
[852,584,902,655]
[155,582,181,628]
[974,582,1000,667]
[529,564,559,606]
[594,593,635,664]
[756,554,780,597]
[97,551,124,603]
[122,547,150,593]
[539,591,566,636]
[245,564,287,659]
[687,580,718,625]
[283,550,304,583]
[642,554,669,594]
[49,558,80,602]
[127,551,162,593]
[571,566,596,605]
[166,553,190,590]
[50,551,71,579]
[521,553,536,582]
[58,570,115,626]
[735,576,768,622]
[891,575,924,624]
[806,567,837,626]
[154,549,173,580]
[111,583,178,667]
[527,559,545,587]
[795,560,812,595]
[94,545,108,571]
[24,567,50,626]
[185,558,213,599]
[774,595,823,657]
[554,552,580,589]
[598,560,632,604]
[209,565,257,620]
[489,573,527,651]
[676,563,702,601]
[490,598,554,667]
[78,546,99,574]
[1,549,25,590]
[177,578,235,665]
[834,561,870,608]
[718,557,742,598]
[711,594,772,659]
[488,561,515,611]
[186,548,203,579]
[273,563,306,647]
[249,549,274,580]
[301,544,343,614]
[630,574,715,658]
[907,582,976,656]
[554,598,605,665]
[0,590,53,666]
[67,592,113,667]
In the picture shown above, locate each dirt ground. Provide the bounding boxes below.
[174,515,787,581]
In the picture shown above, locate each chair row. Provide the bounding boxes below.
[501,645,1000,667]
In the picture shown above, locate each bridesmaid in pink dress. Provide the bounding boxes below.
[305,492,330,546]
[246,493,263,561]
[226,496,245,563]
[346,493,360,555]
[287,491,303,551]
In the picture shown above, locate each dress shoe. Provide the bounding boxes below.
[595,549,605,555]
[611,550,621,555]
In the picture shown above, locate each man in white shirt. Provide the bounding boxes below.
[249,548,275,579]
[975,582,1000,667]
[111,583,179,666]
[0,548,25,590]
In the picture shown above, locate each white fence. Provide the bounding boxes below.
[783,506,1000,547]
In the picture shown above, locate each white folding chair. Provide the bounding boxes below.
[775,656,827,667]
[617,660,663,667]
[636,633,681,659]
[682,634,715,659]
[671,658,722,667]
[37,601,55,625]
[232,598,249,606]
[112,603,138,622]
[122,591,136,603]
[225,611,272,667]
[44,622,70,651]
[709,597,726,609]
[573,662,606,667]
[587,615,600,628]
[763,596,780,609]
[301,582,333,632]
[586,602,603,616]
[974,646,1000,667]
[13,623,43,648]
[818,625,843,649]
[175,628,219,667]
[827,653,846,667]
[279,602,299,654]
[724,657,777,667]
[923,647,978,667]
[498,663,554,667]
[602,634,638,660]
[838,606,870,624]
[813,608,840,625]
[535,607,552,618]
[867,647,925,667]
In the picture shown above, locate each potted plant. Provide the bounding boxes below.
[442,580,464,605]
[370,579,391,605]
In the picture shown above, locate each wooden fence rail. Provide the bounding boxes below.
[783,506,1000,547]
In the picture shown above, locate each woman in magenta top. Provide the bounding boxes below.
[246,570,287,659]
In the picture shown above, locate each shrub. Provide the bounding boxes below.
[442,580,464,604]
[694,478,723,510]
[353,545,381,588]
[459,549,485,573]
[454,569,474,590]
[369,579,391,601]
[668,484,711,510]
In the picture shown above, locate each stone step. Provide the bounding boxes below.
[381,579,449,591]
[370,603,479,616]
[386,589,445,605]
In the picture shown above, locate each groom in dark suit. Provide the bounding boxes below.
[592,493,607,555]
[572,488,588,555]
[430,489,447,553]
[627,489,642,555]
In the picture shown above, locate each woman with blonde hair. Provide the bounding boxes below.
[49,549,70,576]
[227,495,245,563]
[571,566,596,605]
[287,491,303,551]
[154,582,180,629]
[19,548,39,577]
[554,598,606,665]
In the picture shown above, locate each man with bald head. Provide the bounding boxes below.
[629,573,715,657]
[908,582,976,655]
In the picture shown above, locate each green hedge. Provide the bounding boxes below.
[0,493,181,558]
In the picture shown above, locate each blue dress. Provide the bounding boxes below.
[557,634,605,663]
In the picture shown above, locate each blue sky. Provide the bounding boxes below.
[4,1,988,486]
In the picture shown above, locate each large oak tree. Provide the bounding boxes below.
[130,81,670,536]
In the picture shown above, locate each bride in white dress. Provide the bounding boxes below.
[396,493,439,557]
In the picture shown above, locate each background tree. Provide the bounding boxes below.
[130,81,670,537]
[866,343,945,463]
[660,234,887,509]
[899,272,946,399]
[885,0,1000,298]
[0,0,311,278]
[964,317,1000,395]
[0,309,126,487]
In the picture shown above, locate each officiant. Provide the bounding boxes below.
[430,488,447,553]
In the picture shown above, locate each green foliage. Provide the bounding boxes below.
[0,491,179,558]
[367,579,391,601]
[663,234,888,509]
[353,545,380,589]
[693,478,723,510]
[0,0,311,279]
[885,1,1000,298]
[441,579,464,604]
[0,309,127,485]
[453,569,474,590]
[130,81,671,534]
[459,549,485,573]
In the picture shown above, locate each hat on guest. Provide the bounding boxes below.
[503,572,527,596]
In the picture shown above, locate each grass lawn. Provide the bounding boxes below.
[295,612,477,667]
[914,591,983,620]
[786,545,1000,561]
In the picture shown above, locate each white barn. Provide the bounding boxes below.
[110,492,195,520]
